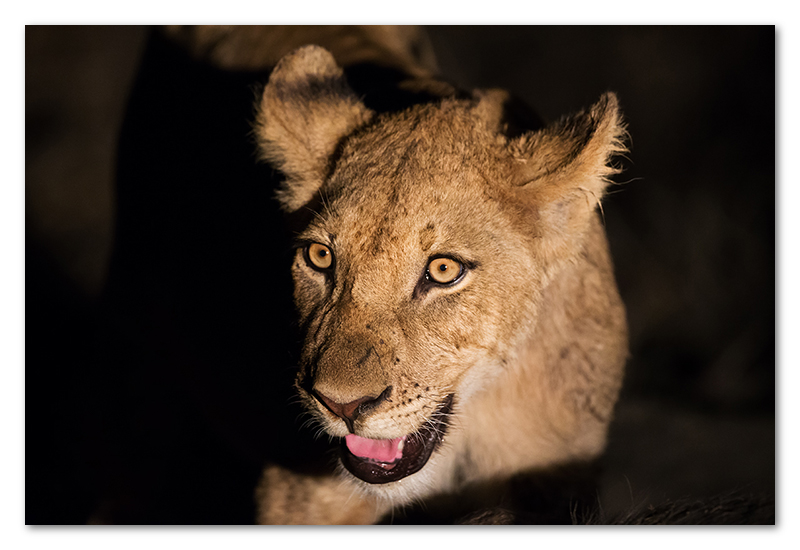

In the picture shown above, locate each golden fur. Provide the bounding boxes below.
[175,27,629,524]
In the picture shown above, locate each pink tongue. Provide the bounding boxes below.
[345,434,406,462]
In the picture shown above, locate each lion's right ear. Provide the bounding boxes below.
[254,45,374,212]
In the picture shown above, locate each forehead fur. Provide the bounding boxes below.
[324,99,511,208]
[303,99,515,247]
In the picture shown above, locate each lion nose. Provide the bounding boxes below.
[313,386,393,433]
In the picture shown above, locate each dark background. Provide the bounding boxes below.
[25,26,775,524]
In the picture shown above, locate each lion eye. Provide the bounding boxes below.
[426,257,463,285]
[306,243,333,270]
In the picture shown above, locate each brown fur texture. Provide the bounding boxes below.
[252,41,629,524]
[165,25,438,78]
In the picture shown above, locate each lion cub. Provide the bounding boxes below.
[253,44,628,524]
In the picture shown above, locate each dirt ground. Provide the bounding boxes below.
[25,25,775,524]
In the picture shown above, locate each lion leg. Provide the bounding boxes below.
[255,464,387,525]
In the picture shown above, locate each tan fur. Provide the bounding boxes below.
[165,25,438,78]
[227,30,629,524]
[255,465,385,525]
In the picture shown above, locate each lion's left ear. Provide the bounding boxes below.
[254,45,374,212]
[501,93,627,255]
[508,92,625,188]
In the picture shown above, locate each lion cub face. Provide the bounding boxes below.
[255,46,625,488]
[286,105,542,483]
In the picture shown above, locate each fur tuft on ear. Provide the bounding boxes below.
[506,93,627,260]
[254,45,374,212]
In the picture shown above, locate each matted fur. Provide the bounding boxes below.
[249,38,628,524]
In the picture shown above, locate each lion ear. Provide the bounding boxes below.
[255,45,374,212]
[507,93,627,253]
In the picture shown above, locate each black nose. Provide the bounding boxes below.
[313,386,393,433]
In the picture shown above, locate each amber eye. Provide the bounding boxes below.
[427,257,463,285]
[305,243,333,270]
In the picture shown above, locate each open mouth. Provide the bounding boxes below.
[339,394,454,484]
